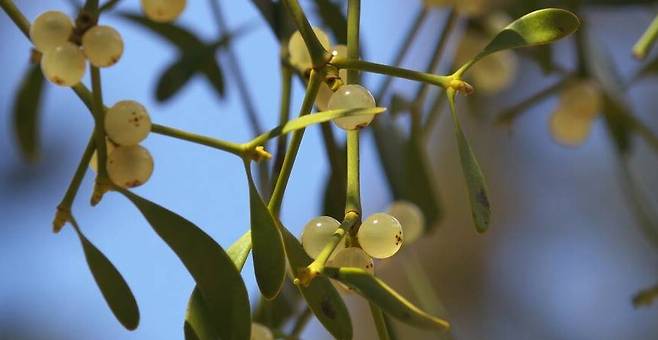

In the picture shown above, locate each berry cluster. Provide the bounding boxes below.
[31,11,124,86]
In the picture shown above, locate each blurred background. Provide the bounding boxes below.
[1,0,657,339]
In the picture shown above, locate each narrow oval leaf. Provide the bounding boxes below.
[244,162,286,299]
[13,65,45,162]
[201,56,225,99]
[460,8,579,74]
[281,228,353,339]
[324,267,449,331]
[120,190,251,340]
[156,49,224,102]
[119,13,204,49]
[72,223,139,330]
[226,230,252,271]
[447,92,491,233]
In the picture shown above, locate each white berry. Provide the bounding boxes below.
[30,11,73,53]
[90,138,117,172]
[387,201,424,244]
[327,84,377,130]
[332,44,348,81]
[549,80,601,147]
[357,213,403,259]
[41,42,86,86]
[315,82,333,111]
[250,322,273,340]
[456,31,516,94]
[104,100,151,146]
[327,247,374,274]
[82,25,124,67]
[301,216,346,259]
[107,145,154,188]
[287,27,331,72]
[141,0,186,23]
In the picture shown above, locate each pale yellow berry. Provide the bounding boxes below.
[30,11,73,53]
[387,201,424,244]
[41,42,86,86]
[549,80,602,147]
[456,31,517,94]
[82,25,124,67]
[107,145,154,188]
[90,138,117,172]
[287,27,331,71]
[301,216,346,259]
[315,82,333,111]
[327,247,374,274]
[104,100,151,146]
[332,44,348,81]
[250,322,273,340]
[141,0,186,23]
[357,213,403,259]
[327,84,377,130]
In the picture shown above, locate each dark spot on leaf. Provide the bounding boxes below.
[321,296,336,320]
[476,188,489,209]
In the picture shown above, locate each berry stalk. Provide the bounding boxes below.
[150,124,246,158]
[89,65,111,205]
[632,14,658,60]
[344,0,362,216]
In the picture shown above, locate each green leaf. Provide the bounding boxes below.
[447,92,490,233]
[253,280,301,329]
[156,49,224,102]
[253,107,386,145]
[13,65,45,162]
[313,0,348,44]
[632,283,658,308]
[120,190,251,340]
[280,228,352,339]
[460,8,579,75]
[372,115,442,230]
[119,13,204,49]
[249,0,294,41]
[185,231,252,340]
[324,267,450,331]
[244,162,286,299]
[72,220,139,330]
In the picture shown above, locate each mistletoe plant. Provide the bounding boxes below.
[1,0,580,339]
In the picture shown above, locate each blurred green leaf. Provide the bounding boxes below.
[13,65,45,162]
[617,156,658,249]
[601,94,634,154]
[633,283,658,308]
[280,228,353,339]
[583,0,657,5]
[324,267,450,330]
[447,92,491,233]
[156,48,225,102]
[372,114,442,231]
[461,8,579,74]
[250,0,294,41]
[72,220,139,330]
[184,288,217,340]
[121,190,251,340]
[313,0,348,44]
[119,13,204,49]
[631,55,658,83]
[244,162,286,299]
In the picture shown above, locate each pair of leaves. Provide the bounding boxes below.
[72,219,139,330]
[120,13,235,102]
[121,190,251,340]
[12,65,45,162]
[323,267,450,331]
[372,114,443,231]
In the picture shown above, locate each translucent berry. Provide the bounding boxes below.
[250,322,273,340]
[315,82,333,111]
[141,0,186,23]
[357,213,403,259]
[327,247,374,274]
[90,138,117,172]
[387,201,424,244]
[30,11,73,53]
[456,31,516,94]
[327,84,377,130]
[549,80,601,147]
[82,25,124,67]
[107,145,154,188]
[301,216,346,259]
[41,42,86,86]
[331,44,348,81]
[558,80,602,120]
[287,27,331,71]
[104,100,151,146]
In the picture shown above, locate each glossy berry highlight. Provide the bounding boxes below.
[301,216,345,259]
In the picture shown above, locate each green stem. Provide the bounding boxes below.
[90,66,108,179]
[270,64,294,192]
[282,0,332,68]
[632,14,658,60]
[150,124,246,157]
[0,0,29,37]
[346,0,361,85]
[290,306,313,337]
[99,0,120,12]
[345,131,361,214]
[268,69,325,216]
[375,7,429,101]
[59,135,96,208]
[629,115,658,155]
[331,58,452,89]
[369,303,392,340]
